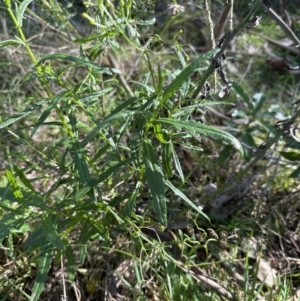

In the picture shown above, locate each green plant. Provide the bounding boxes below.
[1,0,300,300]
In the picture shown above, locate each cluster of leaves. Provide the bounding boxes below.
[0,0,300,300]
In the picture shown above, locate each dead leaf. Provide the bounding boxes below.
[255,258,277,288]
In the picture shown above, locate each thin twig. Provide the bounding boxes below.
[61,254,67,301]
[204,0,216,51]
[204,1,231,52]
[264,6,300,46]
[229,0,234,30]
[192,0,262,99]
[108,53,134,97]
[250,31,300,56]
[204,0,217,92]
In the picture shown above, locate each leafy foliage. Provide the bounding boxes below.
[0,0,300,300]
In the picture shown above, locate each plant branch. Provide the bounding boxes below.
[203,0,231,52]
[192,0,262,99]
[201,106,300,207]
[264,6,300,46]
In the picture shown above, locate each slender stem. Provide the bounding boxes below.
[265,7,300,46]
[205,0,215,49]
[192,0,262,99]
[229,0,234,30]
[5,4,76,140]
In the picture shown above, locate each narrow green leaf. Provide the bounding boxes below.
[80,110,135,147]
[176,47,187,68]
[31,91,68,137]
[41,215,65,250]
[30,240,53,301]
[26,192,52,211]
[252,92,266,116]
[66,245,76,281]
[72,141,91,185]
[171,142,184,183]
[104,96,138,117]
[69,203,100,213]
[75,157,135,200]
[122,182,141,217]
[6,166,23,199]
[162,48,218,104]
[218,145,233,163]
[165,180,209,220]
[154,123,170,144]
[74,31,117,43]
[127,23,137,38]
[162,143,173,178]
[108,39,121,60]
[85,218,108,240]
[241,131,256,148]
[175,100,235,116]
[0,219,14,244]
[79,88,114,102]
[91,144,110,163]
[0,215,28,244]
[0,39,26,48]
[109,194,130,207]
[0,100,47,129]
[24,228,44,250]
[280,151,300,161]
[16,0,34,27]
[13,165,34,191]
[133,259,142,284]
[14,35,27,45]
[136,18,156,25]
[37,54,121,74]
[157,63,163,94]
[155,118,244,156]
[232,82,251,109]
[143,140,167,225]
[79,223,93,266]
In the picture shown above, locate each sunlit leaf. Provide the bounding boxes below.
[6,166,23,200]
[41,215,65,250]
[30,239,52,301]
[0,39,26,48]
[122,182,141,217]
[13,165,34,191]
[166,180,209,220]
[155,118,244,156]
[171,142,185,183]
[280,151,300,161]
[161,48,218,104]
[143,140,167,225]
[16,0,34,27]
[162,143,173,178]
[0,100,47,129]
[37,53,121,74]
[66,245,76,281]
